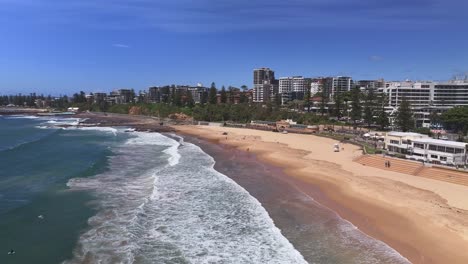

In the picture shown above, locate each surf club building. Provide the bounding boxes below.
[384,132,468,166]
[384,132,429,154]
[406,138,467,166]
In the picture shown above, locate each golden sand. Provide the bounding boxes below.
[174,125,468,264]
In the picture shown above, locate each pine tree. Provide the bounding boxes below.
[395,97,414,132]
[304,89,311,113]
[209,82,217,104]
[174,89,182,106]
[349,87,362,127]
[333,93,343,118]
[185,90,194,107]
[363,89,376,128]
[170,86,176,105]
[200,90,208,105]
[320,92,328,116]
[220,86,227,103]
[376,93,389,130]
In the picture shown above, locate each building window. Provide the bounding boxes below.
[390,140,400,144]
[437,146,445,152]
[429,145,437,151]
[414,143,425,149]
[445,147,455,153]
[431,154,438,159]
[440,157,447,161]
[455,148,464,154]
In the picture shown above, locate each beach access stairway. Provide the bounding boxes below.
[354,155,468,187]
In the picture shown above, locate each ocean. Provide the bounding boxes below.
[0,115,409,264]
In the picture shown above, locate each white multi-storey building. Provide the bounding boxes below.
[378,80,468,128]
[279,76,308,105]
[381,80,468,109]
[279,77,307,93]
[310,82,320,95]
[384,132,429,154]
[323,76,353,98]
[433,80,468,109]
[407,138,467,166]
[382,81,433,109]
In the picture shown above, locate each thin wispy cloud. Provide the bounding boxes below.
[112,43,130,48]
[369,55,383,62]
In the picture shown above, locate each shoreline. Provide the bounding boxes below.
[174,125,468,264]
[31,112,468,263]
[182,134,409,263]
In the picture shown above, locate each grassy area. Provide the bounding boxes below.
[364,145,379,154]
[315,132,347,141]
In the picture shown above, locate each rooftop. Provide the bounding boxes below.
[413,138,467,148]
[387,132,428,138]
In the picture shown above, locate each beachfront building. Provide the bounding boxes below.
[433,80,468,109]
[383,81,433,109]
[322,76,353,99]
[279,76,308,105]
[93,92,107,104]
[377,79,468,128]
[188,85,209,104]
[384,132,429,154]
[407,138,467,166]
[310,81,320,95]
[253,68,277,103]
[356,79,385,91]
[108,89,134,104]
[378,81,434,128]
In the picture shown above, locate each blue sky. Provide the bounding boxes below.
[0,0,467,95]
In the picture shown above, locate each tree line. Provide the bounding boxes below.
[4,85,468,135]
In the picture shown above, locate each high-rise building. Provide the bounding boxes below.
[188,86,209,104]
[253,68,276,103]
[323,76,353,98]
[108,89,134,104]
[148,87,161,103]
[433,81,468,109]
[254,68,275,86]
[382,81,433,109]
[356,79,385,90]
[93,92,107,104]
[279,76,308,104]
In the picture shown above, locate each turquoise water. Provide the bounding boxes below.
[0,116,409,264]
[0,116,123,264]
[0,116,307,264]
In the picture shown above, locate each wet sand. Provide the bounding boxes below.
[63,112,468,263]
[183,135,408,263]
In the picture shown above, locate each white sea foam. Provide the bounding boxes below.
[335,219,410,263]
[124,131,177,146]
[163,144,181,166]
[64,126,118,136]
[35,125,51,130]
[6,115,40,119]
[45,119,80,126]
[66,132,306,264]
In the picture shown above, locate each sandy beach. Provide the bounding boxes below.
[174,125,468,264]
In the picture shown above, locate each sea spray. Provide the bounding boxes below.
[66,132,307,264]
